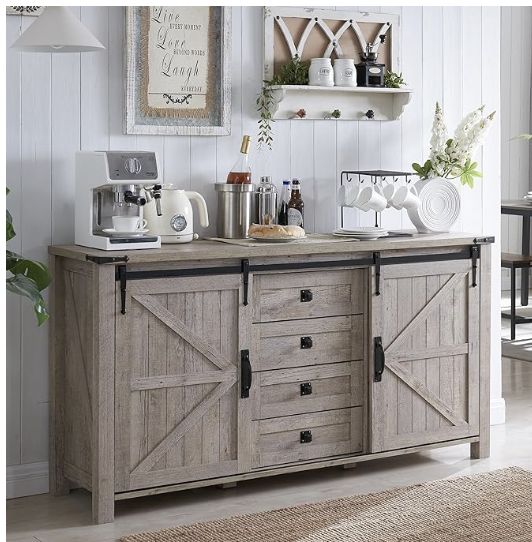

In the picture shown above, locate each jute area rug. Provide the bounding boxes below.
[121,467,532,542]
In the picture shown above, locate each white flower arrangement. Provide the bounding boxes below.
[413,102,495,187]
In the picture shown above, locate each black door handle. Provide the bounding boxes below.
[300,289,313,302]
[300,430,312,443]
[300,336,313,349]
[241,349,252,398]
[374,336,385,382]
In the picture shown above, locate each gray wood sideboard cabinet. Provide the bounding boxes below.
[48,239,491,524]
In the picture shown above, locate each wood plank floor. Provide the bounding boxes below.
[7,359,532,542]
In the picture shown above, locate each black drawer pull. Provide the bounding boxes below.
[300,289,313,302]
[300,382,313,396]
[300,430,312,443]
[300,336,313,349]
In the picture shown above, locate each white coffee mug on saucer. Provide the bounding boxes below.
[392,185,420,210]
[357,185,387,212]
[112,215,147,232]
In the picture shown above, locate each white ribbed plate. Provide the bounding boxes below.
[408,178,460,233]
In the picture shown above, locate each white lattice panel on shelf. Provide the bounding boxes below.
[263,7,400,80]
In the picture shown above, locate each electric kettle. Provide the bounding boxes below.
[144,185,209,244]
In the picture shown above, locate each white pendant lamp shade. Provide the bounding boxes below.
[11,6,105,53]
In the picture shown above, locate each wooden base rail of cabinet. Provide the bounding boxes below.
[114,436,479,501]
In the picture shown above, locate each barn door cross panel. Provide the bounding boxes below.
[372,262,479,452]
[264,7,399,79]
[115,278,243,492]
[129,294,237,475]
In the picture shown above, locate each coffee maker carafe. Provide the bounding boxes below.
[75,151,161,250]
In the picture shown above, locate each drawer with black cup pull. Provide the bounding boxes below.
[253,315,364,371]
[253,269,365,322]
[253,408,363,468]
[251,361,363,420]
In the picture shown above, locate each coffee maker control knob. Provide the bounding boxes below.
[124,157,142,175]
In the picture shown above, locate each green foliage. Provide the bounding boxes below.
[384,70,406,88]
[412,160,433,179]
[331,109,341,119]
[270,55,309,86]
[459,159,482,188]
[257,55,310,150]
[6,188,51,325]
[256,84,275,149]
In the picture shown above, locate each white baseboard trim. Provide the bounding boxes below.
[6,461,49,499]
[491,397,506,425]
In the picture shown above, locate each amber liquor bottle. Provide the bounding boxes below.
[227,135,252,184]
[287,179,304,227]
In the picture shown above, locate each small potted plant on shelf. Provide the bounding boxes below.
[257,55,309,150]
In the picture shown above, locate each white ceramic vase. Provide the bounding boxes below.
[407,177,461,233]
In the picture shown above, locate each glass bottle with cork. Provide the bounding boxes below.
[227,135,252,184]
[287,178,304,227]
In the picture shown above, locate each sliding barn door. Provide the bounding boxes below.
[370,259,480,453]
[115,274,250,492]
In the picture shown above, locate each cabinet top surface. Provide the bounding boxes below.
[49,232,489,264]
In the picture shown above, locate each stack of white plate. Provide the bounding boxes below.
[523,192,532,204]
[332,227,389,240]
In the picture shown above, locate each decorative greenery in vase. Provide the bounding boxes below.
[413,102,495,188]
[257,55,310,150]
[6,189,51,325]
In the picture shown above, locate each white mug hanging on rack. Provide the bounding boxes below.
[392,184,420,210]
[357,184,387,212]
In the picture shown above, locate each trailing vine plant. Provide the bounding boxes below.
[257,55,310,150]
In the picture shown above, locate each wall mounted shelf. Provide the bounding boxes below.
[269,85,413,121]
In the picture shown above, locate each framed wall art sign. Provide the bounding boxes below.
[125,6,231,136]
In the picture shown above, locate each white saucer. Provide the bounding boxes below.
[102,228,150,237]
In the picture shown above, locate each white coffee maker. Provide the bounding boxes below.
[75,151,162,250]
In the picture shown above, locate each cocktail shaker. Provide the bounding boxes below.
[256,176,278,225]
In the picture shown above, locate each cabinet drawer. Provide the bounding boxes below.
[253,408,363,468]
[253,269,366,322]
[253,315,364,371]
[253,362,364,419]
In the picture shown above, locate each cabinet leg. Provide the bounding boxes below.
[92,492,115,524]
[470,440,490,460]
[218,482,237,489]
[343,463,358,470]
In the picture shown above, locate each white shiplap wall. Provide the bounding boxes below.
[501,6,532,288]
[6,6,504,497]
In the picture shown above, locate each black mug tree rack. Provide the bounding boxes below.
[339,170,415,232]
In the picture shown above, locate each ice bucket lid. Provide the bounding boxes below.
[214,183,256,192]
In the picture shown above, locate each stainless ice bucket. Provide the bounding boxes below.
[214,183,256,239]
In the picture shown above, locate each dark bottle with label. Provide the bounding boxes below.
[287,178,304,227]
[278,179,291,225]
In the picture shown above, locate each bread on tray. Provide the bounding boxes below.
[248,224,305,239]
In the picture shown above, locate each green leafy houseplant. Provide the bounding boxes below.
[6,189,51,325]
[384,70,406,88]
[257,55,310,149]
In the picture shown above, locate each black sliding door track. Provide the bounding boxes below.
[111,243,487,313]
